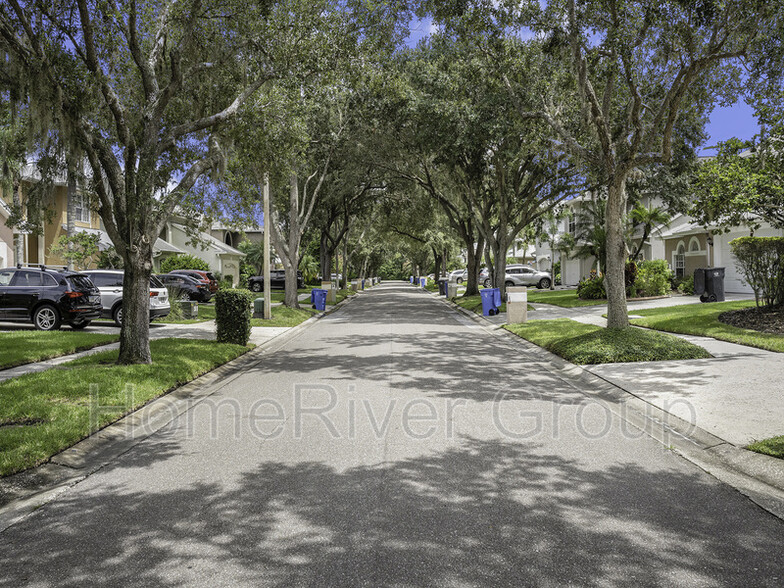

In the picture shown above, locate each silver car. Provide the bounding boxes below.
[82,270,170,326]
[484,264,552,289]
[448,269,467,284]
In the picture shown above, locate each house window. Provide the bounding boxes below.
[568,217,576,234]
[675,242,686,278]
[73,192,91,223]
[689,237,701,252]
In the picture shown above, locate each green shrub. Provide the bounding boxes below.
[730,237,784,307]
[160,254,210,274]
[676,276,695,295]
[215,289,254,346]
[634,259,672,297]
[577,274,606,299]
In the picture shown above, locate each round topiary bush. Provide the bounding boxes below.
[215,288,254,346]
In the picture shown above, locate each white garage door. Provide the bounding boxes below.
[718,228,784,293]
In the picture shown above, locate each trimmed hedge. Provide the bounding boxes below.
[215,288,254,346]
[160,254,210,273]
[730,237,784,307]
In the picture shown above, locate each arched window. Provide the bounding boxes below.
[689,236,701,252]
[674,241,686,278]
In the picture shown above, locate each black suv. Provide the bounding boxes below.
[0,266,103,330]
[248,270,304,292]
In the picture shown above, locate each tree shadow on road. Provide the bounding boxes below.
[2,437,783,587]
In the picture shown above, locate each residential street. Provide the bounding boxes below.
[2,282,784,587]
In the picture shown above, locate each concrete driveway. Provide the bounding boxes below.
[1,283,783,586]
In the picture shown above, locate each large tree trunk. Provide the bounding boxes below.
[464,236,484,296]
[66,160,77,270]
[12,178,24,265]
[605,176,629,329]
[341,234,349,290]
[319,230,331,281]
[118,244,153,364]
[284,174,301,308]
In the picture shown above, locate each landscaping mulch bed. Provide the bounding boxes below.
[718,305,784,335]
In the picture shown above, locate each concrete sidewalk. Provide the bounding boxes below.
[435,288,784,450]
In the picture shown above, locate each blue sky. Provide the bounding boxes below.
[405,18,760,155]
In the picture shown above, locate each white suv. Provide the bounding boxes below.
[82,270,170,326]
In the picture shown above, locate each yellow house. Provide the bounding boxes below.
[0,170,101,268]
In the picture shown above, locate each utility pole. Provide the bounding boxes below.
[263,173,272,320]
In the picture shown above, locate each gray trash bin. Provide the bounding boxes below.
[693,268,706,297]
[701,267,725,303]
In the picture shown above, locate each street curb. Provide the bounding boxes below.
[0,293,357,532]
[430,291,784,521]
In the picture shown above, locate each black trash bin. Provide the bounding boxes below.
[701,267,725,303]
[438,278,448,296]
[693,268,706,297]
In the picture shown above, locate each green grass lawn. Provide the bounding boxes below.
[526,289,608,308]
[629,300,784,353]
[504,318,711,364]
[0,331,120,370]
[0,338,250,476]
[453,294,507,315]
[748,436,784,459]
[251,305,319,328]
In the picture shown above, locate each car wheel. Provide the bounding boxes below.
[483,278,491,287]
[113,305,123,327]
[34,305,61,331]
[538,278,551,289]
[251,282,262,292]
[505,280,514,288]
[456,278,463,284]
[70,319,91,330]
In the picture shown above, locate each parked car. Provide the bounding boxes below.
[449,269,467,284]
[157,273,212,302]
[247,270,305,292]
[483,264,552,289]
[82,270,170,326]
[0,265,102,330]
[170,269,218,294]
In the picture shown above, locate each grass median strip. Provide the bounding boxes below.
[0,338,251,477]
[454,295,507,315]
[525,289,607,308]
[0,331,120,370]
[629,300,784,353]
[504,318,712,364]
[251,305,319,328]
[747,436,784,460]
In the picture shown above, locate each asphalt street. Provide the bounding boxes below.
[2,282,783,587]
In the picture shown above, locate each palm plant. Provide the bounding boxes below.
[629,204,671,262]
[571,198,608,273]
[299,253,319,283]
[238,240,264,275]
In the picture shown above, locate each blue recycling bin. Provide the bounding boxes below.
[311,288,327,311]
[361,279,365,290]
[480,288,501,316]
[410,276,414,283]
[420,277,426,288]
